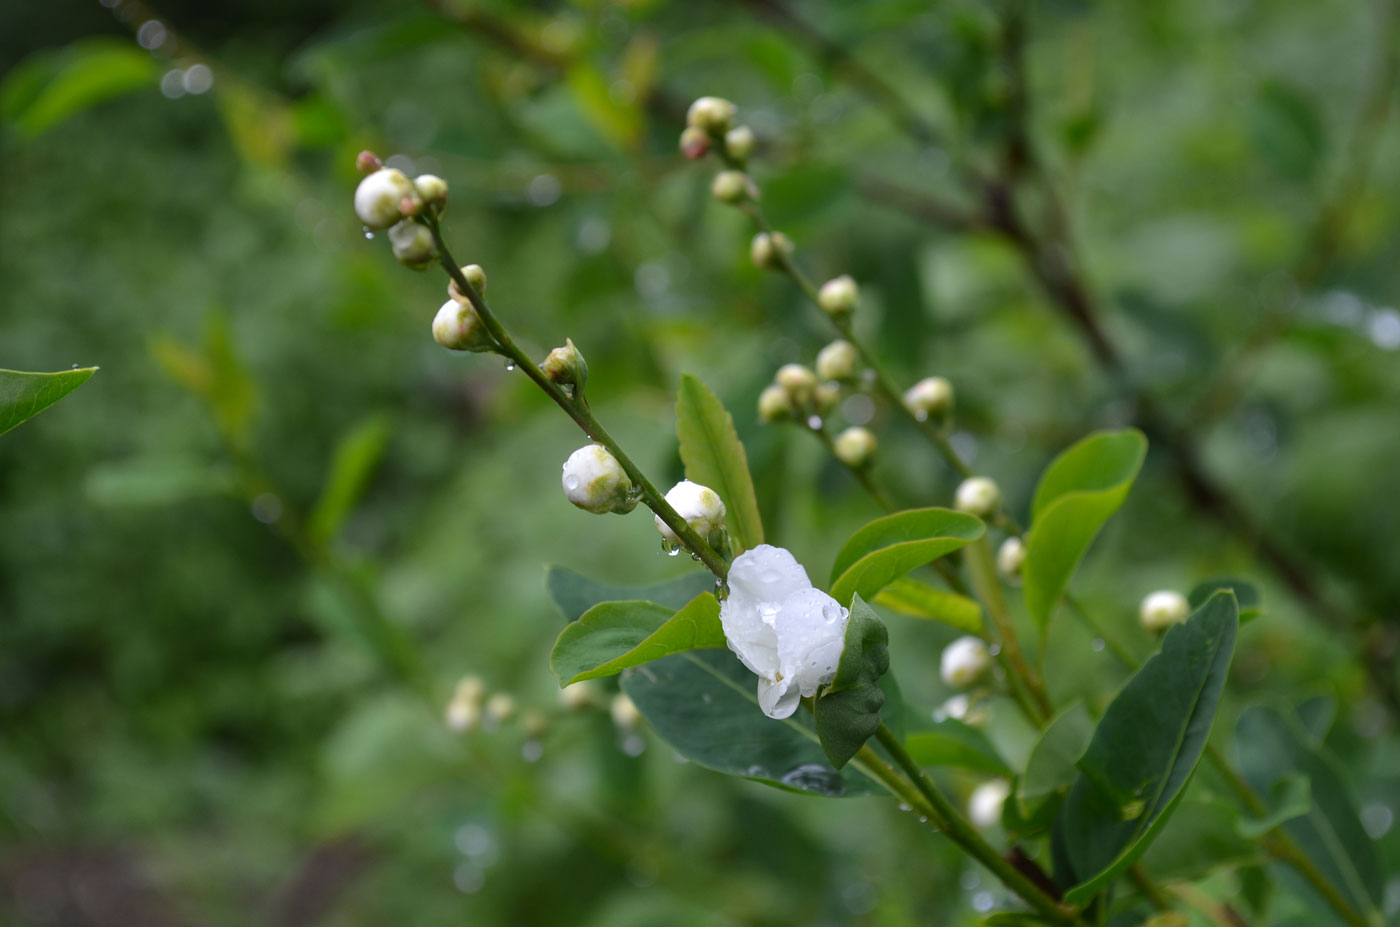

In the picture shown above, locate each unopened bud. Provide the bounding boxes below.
[655,480,726,547]
[817,275,859,317]
[813,383,840,415]
[1139,590,1190,632]
[453,675,486,707]
[997,537,1025,584]
[541,338,588,395]
[750,231,794,270]
[414,173,449,208]
[448,264,488,302]
[485,692,516,723]
[445,698,481,732]
[432,298,495,352]
[560,679,601,711]
[816,339,858,382]
[679,126,710,160]
[388,220,436,269]
[941,635,992,688]
[758,384,793,424]
[355,150,383,174]
[723,125,755,161]
[520,709,549,739]
[398,195,423,219]
[954,476,1001,518]
[775,364,818,405]
[354,167,415,229]
[711,170,755,205]
[610,693,642,729]
[562,444,637,515]
[686,95,736,133]
[904,377,954,419]
[833,427,877,468]
[968,779,1010,828]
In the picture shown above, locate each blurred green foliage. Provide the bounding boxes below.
[1,0,1398,923]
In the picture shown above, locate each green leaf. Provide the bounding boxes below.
[0,367,97,437]
[904,721,1012,776]
[84,456,238,507]
[1053,591,1238,905]
[1,39,158,137]
[620,648,896,797]
[1023,429,1147,631]
[1189,577,1263,623]
[813,595,890,769]
[550,593,726,686]
[1139,797,1264,883]
[675,374,765,552]
[544,566,715,624]
[1017,701,1094,819]
[308,415,392,545]
[1235,773,1311,839]
[1234,705,1383,918]
[828,508,984,606]
[872,576,983,634]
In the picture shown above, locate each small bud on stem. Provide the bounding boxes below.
[354,168,416,230]
[355,150,383,174]
[711,170,756,205]
[955,476,1001,518]
[723,125,756,162]
[679,126,710,160]
[817,275,859,318]
[686,96,736,134]
[1139,590,1190,632]
[541,338,588,397]
[750,231,794,270]
[816,339,859,382]
[432,298,496,352]
[833,426,878,468]
[388,220,436,269]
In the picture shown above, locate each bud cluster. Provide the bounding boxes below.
[354,152,453,271]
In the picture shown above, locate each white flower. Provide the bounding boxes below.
[432,298,494,352]
[997,536,1026,583]
[968,779,1011,828]
[1140,590,1190,632]
[955,476,1001,518]
[941,635,992,688]
[817,275,858,317]
[719,545,851,720]
[354,167,415,229]
[904,377,954,418]
[562,444,635,514]
[654,480,726,544]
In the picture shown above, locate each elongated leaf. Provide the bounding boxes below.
[550,593,725,685]
[1234,705,1383,919]
[2,40,157,137]
[905,721,1011,776]
[1023,430,1146,630]
[621,648,894,797]
[1054,591,1238,905]
[308,415,391,545]
[545,566,714,623]
[0,367,97,437]
[1189,577,1263,623]
[829,508,984,606]
[675,374,765,552]
[873,576,983,633]
[1017,702,1094,819]
[814,595,889,769]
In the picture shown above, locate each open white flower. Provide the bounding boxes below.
[719,545,850,720]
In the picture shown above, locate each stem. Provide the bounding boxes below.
[874,724,1080,926]
[422,215,730,580]
[965,537,1052,722]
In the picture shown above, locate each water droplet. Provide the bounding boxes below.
[746,765,768,778]
[806,415,823,429]
[561,384,575,399]
[667,547,681,557]
[70,364,79,369]
[620,734,645,757]
[504,361,516,371]
[913,409,929,422]
[897,802,912,813]
[778,763,846,795]
[1091,638,1105,653]
[565,476,579,491]
[988,643,1002,656]
[659,538,677,555]
[362,225,374,239]
[521,739,543,762]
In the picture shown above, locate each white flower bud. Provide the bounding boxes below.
[833,426,877,468]
[562,444,636,515]
[686,95,736,133]
[520,709,549,739]
[388,220,436,269]
[354,168,415,230]
[816,339,859,382]
[813,383,840,415]
[817,275,859,317]
[452,675,486,707]
[934,693,989,727]
[955,477,1001,518]
[775,364,818,405]
[968,779,1011,828]
[414,173,449,207]
[758,384,793,423]
[749,231,794,269]
[723,125,755,161]
[1139,590,1190,633]
[941,635,992,688]
[559,679,601,711]
[541,338,588,395]
[997,537,1026,584]
[485,692,516,723]
[432,298,495,352]
[448,263,488,302]
[904,377,954,419]
[679,126,710,160]
[610,693,642,730]
[655,480,726,546]
[445,698,481,732]
[711,170,755,205]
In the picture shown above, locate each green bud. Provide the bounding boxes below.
[448,264,488,303]
[711,170,755,205]
[540,338,588,395]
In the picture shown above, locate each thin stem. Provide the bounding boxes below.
[965,537,1052,722]
[422,215,731,580]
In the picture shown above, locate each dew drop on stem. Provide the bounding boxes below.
[362,226,374,239]
[807,415,823,429]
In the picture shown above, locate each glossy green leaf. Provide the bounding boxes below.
[1189,577,1263,623]
[1017,702,1094,819]
[904,721,1012,776]
[814,595,889,769]
[1139,797,1263,882]
[1234,705,1383,919]
[829,508,984,606]
[675,374,765,552]
[872,576,983,634]
[1236,773,1311,839]
[621,648,896,797]
[1,39,157,137]
[0,367,97,437]
[1023,429,1147,630]
[308,415,391,545]
[550,593,725,686]
[544,566,715,624]
[1054,591,1238,905]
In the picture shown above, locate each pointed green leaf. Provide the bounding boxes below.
[550,593,726,685]
[544,566,714,623]
[829,508,984,606]
[2,39,158,137]
[0,367,98,437]
[1017,701,1094,819]
[1189,577,1263,623]
[675,374,764,552]
[1054,591,1238,905]
[872,576,983,634]
[904,721,1012,776]
[1023,429,1146,630]
[308,415,392,545]
[814,595,889,769]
